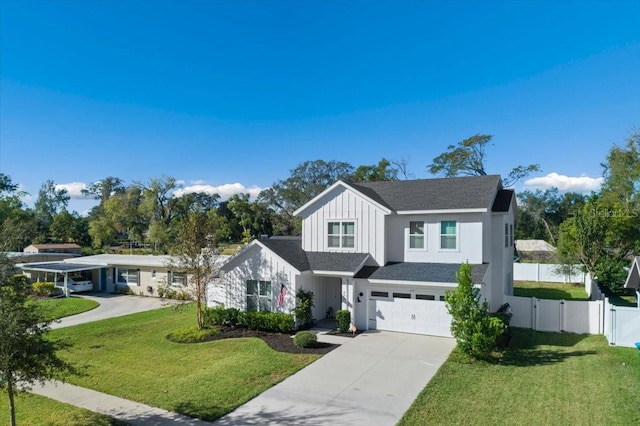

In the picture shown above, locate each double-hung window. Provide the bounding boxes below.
[409,221,425,249]
[246,280,272,312]
[327,221,355,249]
[440,221,457,250]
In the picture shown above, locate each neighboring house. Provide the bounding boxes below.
[24,243,82,254]
[624,256,640,308]
[514,239,557,262]
[18,254,229,296]
[213,175,516,337]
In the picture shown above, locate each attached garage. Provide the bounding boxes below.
[367,288,453,337]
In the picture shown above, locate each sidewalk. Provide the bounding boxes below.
[30,380,214,426]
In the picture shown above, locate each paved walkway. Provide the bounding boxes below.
[51,293,176,329]
[31,380,213,425]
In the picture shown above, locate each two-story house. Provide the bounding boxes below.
[214,175,516,337]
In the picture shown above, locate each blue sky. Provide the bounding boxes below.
[1,0,638,214]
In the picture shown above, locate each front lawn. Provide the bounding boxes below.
[399,329,640,425]
[39,296,99,320]
[49,305,320,421]
[514,281,589,300]
[0,392,126,426]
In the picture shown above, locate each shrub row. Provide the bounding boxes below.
[203,306,295,334]
[31,282,61,297]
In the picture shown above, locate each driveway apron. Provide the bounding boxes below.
[215,331,455,426]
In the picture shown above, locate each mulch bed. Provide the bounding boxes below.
[325,329,363,338]
[203,326,339,355]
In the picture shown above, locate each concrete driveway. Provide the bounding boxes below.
[215,331,455,426]
[50,293,176,329]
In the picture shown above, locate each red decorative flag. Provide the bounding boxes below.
[277,284,287,307]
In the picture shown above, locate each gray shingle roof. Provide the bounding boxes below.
[348,175,501,211]
[307,252,369,272]
[259,237,310,271]
[367,262,489,283]
[258,237,368,274]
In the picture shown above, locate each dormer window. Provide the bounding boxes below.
[328,221,355,249]
[440,221,457,250]
[409,221,425,249]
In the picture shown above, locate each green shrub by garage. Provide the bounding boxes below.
[336,309,351,333]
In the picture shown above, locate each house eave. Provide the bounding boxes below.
[366,279,458,287]
[293,181,392,217]
[311,270,355,277]
[396,208,487,215]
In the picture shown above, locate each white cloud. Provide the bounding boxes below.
[524,173,603,193]
[55,182,89,199]
[174,182,264,200]
[175,179,186,186]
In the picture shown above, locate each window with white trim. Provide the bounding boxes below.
[409,221,425,249]
[246,280,272,312]
[440,221,457,250]
[327,221,355,249]
[117,268,139,286]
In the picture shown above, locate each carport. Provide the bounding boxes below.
[17,262,107,297]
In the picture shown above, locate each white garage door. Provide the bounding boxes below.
[368,289,452,337]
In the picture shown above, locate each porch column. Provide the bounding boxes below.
[63,273,69,298]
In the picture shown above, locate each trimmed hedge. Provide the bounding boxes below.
[203,306,295,334]
[294,331,317,348]
[31,282,60,297]
[336,309,351,333]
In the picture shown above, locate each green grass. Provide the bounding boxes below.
[0,392,127,425]
[49,305,319,421]
[514,281,589,300]
[399,329,640,425]
[39,296,99,321]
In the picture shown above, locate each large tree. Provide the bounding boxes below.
[0,256,75,425]
[258,160,354,234]
[33,180,70,243]
[352,158,400,182]
[428,134,540,187]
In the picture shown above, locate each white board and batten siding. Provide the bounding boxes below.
[300,185,387,266]
[209,244,297,313]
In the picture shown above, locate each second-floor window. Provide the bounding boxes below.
[409,221,425,249]
[440,221,457,250]
[328,221,355,249]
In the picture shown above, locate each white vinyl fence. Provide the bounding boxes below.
[513,263,586,284]
[604,298,640,347]
[506,294,640,348]
[505,296,603,334]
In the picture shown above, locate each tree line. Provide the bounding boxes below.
[0,159,404,254]
[1,132,637,290]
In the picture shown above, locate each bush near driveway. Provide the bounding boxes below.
[399,329,640,425]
